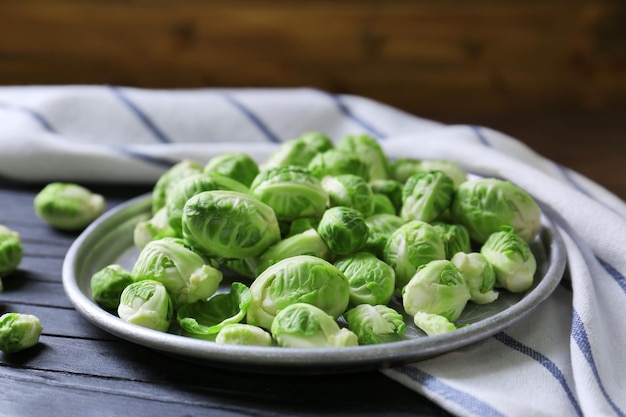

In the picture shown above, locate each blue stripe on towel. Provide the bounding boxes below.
[597,256,626,294]
[395,366,505,417]
[469,125,490,146]
[109,86,173,144]
[572,310,626,417]
[494,332,583,417]
[0,101,58,134]
[219,92,281,143]
[328,94,386,139]
[109,145,177,168]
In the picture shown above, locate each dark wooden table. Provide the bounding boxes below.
[0,178,453,417]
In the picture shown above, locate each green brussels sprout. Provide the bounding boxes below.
[322,174,375,217]
[317,206,369,256]
[432,222,472,259]
[247,255,350,329]
[286,217,320,237]
[262,131,334,170]
[133,207,179,250]
[90,264,134,309]
[390,158,467,187]
[181,190,281,259]
[336,133,390,181]
[223,257,259,279]
[383,220,446,290]
[400,170,455,223]
[151,160,203,214]
[308,149,371,181]
[118,280,173,332]
[369,179,404,214]
[451,178,542,244]
[402,260,470,322]
[270,303,358,348]
[215,324,272,346]
[413,311,457,336]
[0,225,23,277]
[480,228,537,293]
[177,282,251,340]
[389,157,422,184]
[249,166,328,222]
[372,194,397,215]
[344,304,406,345]
[335,252,395,306]
[451,252,499,304]
[257,228,331,274]
[34,182,105,231]
[363,214,406,259]
[165,173,249,234]
[203,152,260,187]
[0,313,43,353]
[132,237,223,307]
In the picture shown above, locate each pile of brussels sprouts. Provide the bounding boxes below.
[91,131,542,348]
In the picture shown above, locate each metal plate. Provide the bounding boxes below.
[62,193,566,374]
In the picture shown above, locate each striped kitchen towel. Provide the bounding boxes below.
[1,85,624,417]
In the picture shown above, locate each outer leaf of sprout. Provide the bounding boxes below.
[413,311,458,336]
[118,280,173,332]
[363,214,406,259]
[400,170,455,223]
[336,133,390,181]
[90,264,134,309]
[262,131,334,170]
[286,217,320,238]
[317,206,369,256]
[432,222,472,259]
[402,260,470,322]
[256,228,331,274]
[344,304,405,345]
[0,313,43,353]
[322,174,375,217]
[389,158,423,184]
[203,152,260,187]
[270,303,358,348]
[451,252,499,304]
[34,182,105,231]
[334,252,396,306]
[308,149,371,181]
[0,225,23,277]
[215,324,272,346]
[152,160,203,214]
[133,207,179,250]
[370,179,404,214]
[372,194,396,215]
[417,160,468,189]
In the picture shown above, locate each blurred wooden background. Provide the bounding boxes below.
[1,0,625,198]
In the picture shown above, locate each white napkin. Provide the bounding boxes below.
[2,85,624,417]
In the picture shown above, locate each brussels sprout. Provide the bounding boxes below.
[480,228,537,293]
[402,260,470,322]
[262,131,334,170]
[451,252,499,304]
[451,178,542,244]
[336,133,390,181]
[132,237,223,307]
[152,160,203,214]
[335,252,395,306]
[432,222,472,259]
[90,264,134,309]
[389,158,422,184]
[224,257,259,279]
[177,282,251,340]
[344,304,405,345]
[363,214,406,259]
[118,280,173,332]
[270,303,358,348]
[413,311,458,336]
[215,324,272,346]
[322,174,375,217]
[400,171,455,223]
[165,173,249,234]
[133,207,180,250]
[203,152,260,187]
[390,158,467,187]
[249,166,328,222]
[0,225,23,277]
[317,207,369,256]
[286,217,320,237]
[34,182,105,231]
[369,179,404,214]
[247,255,350,329]
[372,194,397,215]
[0,313,43,353]
[257,228,331,274]
[181,190,281,259]
[308,149,370,181]
[383,220,446,290]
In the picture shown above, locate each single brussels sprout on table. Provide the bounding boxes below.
[181,190,281,260]
[0,313,43,353]
[481,228,537,293]
[215,323,272,346]
[451,178,542,244]
[132,237,223,307]
[34,182,105,231]
[308,149,371,181]
[249,166,328,222]
[247,255,350,330]
[118,280,173,332]
[203,152,260,187]
[133,207,179,250]
[344,304,405,345]
[432,222,472,259]
[271,303,358,348]
[451,252,499,304]
[256,228,331,274]
[0,225,23,278]
[151,160,203,214]
[336,133,390,181]
[262,131,334,170]
[322,174,375,217]
[402,259,470,322]
[317,206,369,257]
[412,311,458,336]
[400,170,455,223]
[90,264,134,310]
[335,252,396,306]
